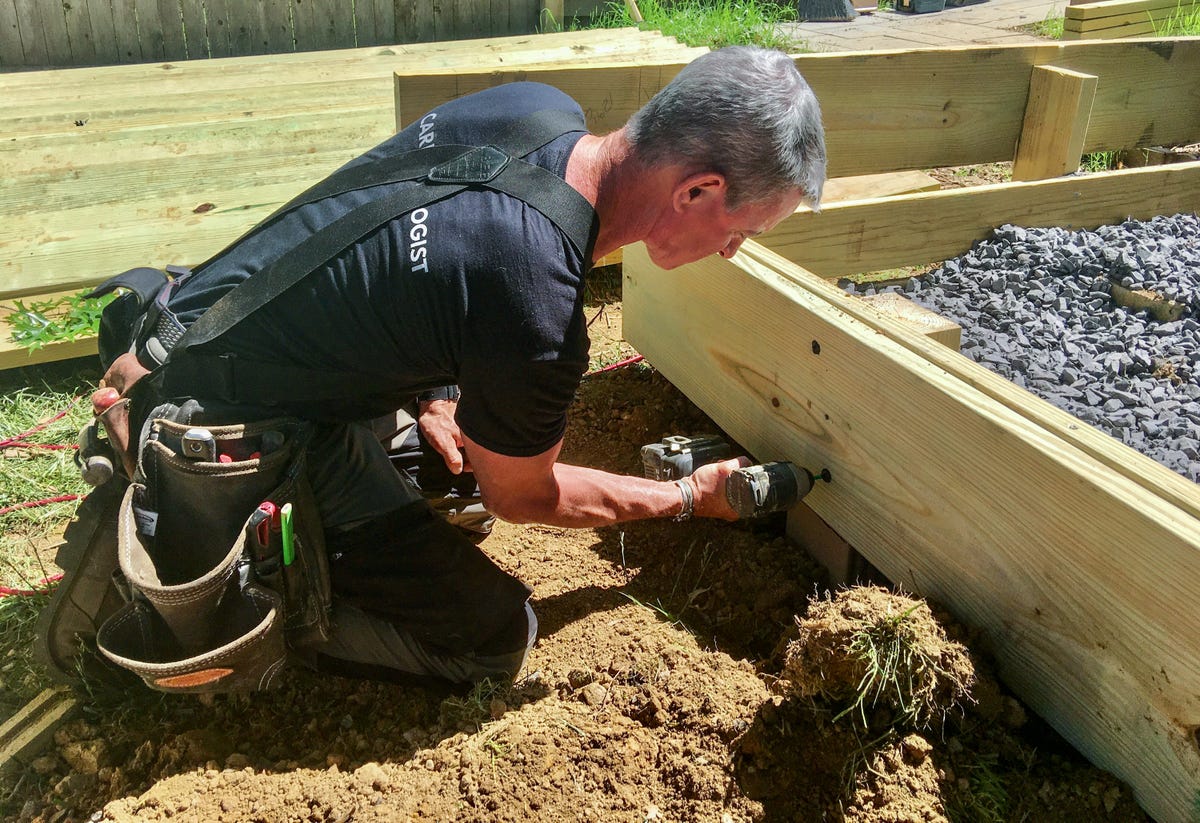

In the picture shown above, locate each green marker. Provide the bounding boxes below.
[280,502,295,566]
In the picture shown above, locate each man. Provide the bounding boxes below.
[79,45,826,687]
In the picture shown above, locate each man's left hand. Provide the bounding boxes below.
[418,398,468,474]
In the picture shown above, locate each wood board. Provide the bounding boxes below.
[395,39,1200,176]
[0,29,705,301]
[622,239,1200,823]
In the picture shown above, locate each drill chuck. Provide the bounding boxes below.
[726,461,819,518]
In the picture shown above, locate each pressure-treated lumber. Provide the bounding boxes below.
[1064,0,1199,39]
[1012,65,1098,181]
[760,161,1200,279]
[622,239,1200,823]
[0,687,77,772]
[0,29,706,301]
[396,39,1200,176]
[860,292,962,349]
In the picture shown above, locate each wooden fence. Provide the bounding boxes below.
[0,0,544,68]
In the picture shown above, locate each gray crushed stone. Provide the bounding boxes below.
[841,212,1200,482]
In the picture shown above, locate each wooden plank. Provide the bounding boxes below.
[155,0,186,61]
[622,239,1200,823]
[132,0,165,60]
[0,0,23,67]
[1012,65,1098,181]
[821,170,940,201]
[288,0,316,52]
[1063,19,1161,37]
[1065,0,1192,20]
[62,0,98,65]
[759,162,1200,278]
[84,0,120,63]
[109,0,141,61]
[258,0,294,52]
[410,40,1200,177]
[12,0,48,65]
[38,0,75,64]
[1067,5,1186,26]
[373,0,395,44]
[395,62,690,131]
[860,291,961,349]
[0,688,78,770]
[176,0,206,58]
[221,0,259,57]
[308,0,353,50]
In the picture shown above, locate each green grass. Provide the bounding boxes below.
[1079,150,1120,173]
[0,362,98,715]
[0,376,95,589]
[1153,0,1200,34]
[585,0,805,51]
[1029,11,1064,38]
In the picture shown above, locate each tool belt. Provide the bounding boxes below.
[94,412,330,693]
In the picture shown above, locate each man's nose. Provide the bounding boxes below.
[718,237,744,259]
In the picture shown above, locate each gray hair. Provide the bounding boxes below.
[626,46,826,211]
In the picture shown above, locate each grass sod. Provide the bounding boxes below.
[584,0,806,50]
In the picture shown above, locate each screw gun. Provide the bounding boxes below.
[640,435,831,518]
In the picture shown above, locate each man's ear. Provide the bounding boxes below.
[672,172,727,212]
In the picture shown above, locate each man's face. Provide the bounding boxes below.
[643,183,804,270]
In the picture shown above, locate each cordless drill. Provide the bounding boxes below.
[640,435,831,518]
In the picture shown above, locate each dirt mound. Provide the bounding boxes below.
[783,586,975,731]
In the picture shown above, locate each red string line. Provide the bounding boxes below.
[584,354,644,377]
[0,573,63,597]
[0,398,80,449]
[0,494,81,517]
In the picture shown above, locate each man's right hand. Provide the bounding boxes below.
[686,456,754,520]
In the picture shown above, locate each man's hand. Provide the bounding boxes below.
[418,398,468,474]
[684,456,754,521]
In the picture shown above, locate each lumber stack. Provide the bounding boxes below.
[0,28,706,369]
[622,239,1200,823]
[1064,0,1199,39]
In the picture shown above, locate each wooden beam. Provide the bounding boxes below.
[622,239,1200,823]
[759,161,1200,279]
[402,40,1200,176]
[0,687,78,771]
[1065,0,1194,20]
[1012,66,1098,181]
[860,292,961,349]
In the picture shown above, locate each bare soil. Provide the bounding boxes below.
[6,298,1149,823]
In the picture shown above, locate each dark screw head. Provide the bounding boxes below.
[811,340,821,355]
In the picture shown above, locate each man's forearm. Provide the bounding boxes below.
[502,463,687,527]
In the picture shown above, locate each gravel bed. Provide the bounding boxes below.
[843,212,1200,482]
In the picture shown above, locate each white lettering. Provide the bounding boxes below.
[409,207,431,273]
[417,112,437,148]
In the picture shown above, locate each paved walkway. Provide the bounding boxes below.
[781,0,1068,51]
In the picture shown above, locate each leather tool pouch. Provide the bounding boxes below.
[96,417,330,694]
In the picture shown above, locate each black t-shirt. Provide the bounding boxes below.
[167,83,594,457]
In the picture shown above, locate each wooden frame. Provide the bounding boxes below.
[622,239,1200,823]
[1011,65,1098,181]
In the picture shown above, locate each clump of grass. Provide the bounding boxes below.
[0,590,53,715]
[1030,10,1064,37]
[440,677,512,731]
[783,586,975,732]
[1079,150,1120,173]
[945,755,1010,823]
[587,0,805,51]
[1153,0,1200,34]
